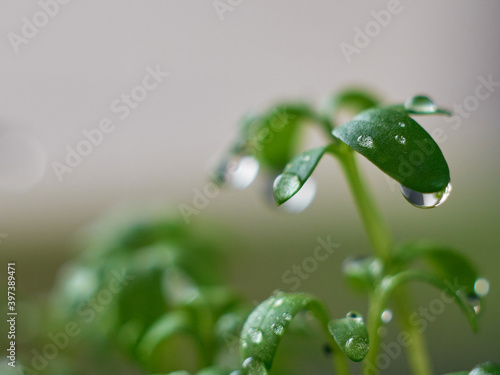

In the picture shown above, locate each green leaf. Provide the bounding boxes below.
[333,108,450,193]
[469,362,500,375]
[328,312,369,362]
[137,311,193,365]
[273,145,331,205]
[239,291,331,374]
[240,104,316,170]
[379,271,478,331]
[342,256,383,292]
[328,89,380,115]
[393,241,478,296]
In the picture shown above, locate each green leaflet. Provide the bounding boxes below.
[239,292,331,374]
[393,241,478,296]
[273,145,331,205]
[378,271,478,332]
[328,312,369,362]
[333,107,450,193]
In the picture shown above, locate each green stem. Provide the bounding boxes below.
[333,146,432,375]
[335,146,391,260]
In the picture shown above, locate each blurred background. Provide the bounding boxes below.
[0,0,499,374]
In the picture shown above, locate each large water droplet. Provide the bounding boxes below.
[404,95,437,113]
[279,177,317,213]
[474,278,490,297]
[400,183,452,208]
[248,328,263,343]
[218,155,260,190]
[241,357,267,375]
[381,309,393,323]
[357,135,374,148]
[271,323,284,336]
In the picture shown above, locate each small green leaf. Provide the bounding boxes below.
[240,291,331,374]
[379,271,478,331]
[394,241,478,296]
[328,312,369,362]
[273,145,331,205]
[328,89,380,115]
[333,108,450,193]
[137,311,193,364]
[469,362,500,375]
[342,256,383,292]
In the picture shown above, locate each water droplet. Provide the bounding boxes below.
[241,340,248,349]
[219,155,260,190]
[400,182,452,208]
[346,311,363,323]
[273,298,284,307]
[271,323,284,336]
[345,336,369,361]
[248,328,263,343]
[357,135,374,148]
[283,313,292,321]
[302,155,311,162]
[279,177,317,213]
[381,309,393,323]
[395,135,406,145]
[474,278,490,297]
[398,122,406,128]
[242,357,267,375]
[404,95,437,113]
[467,293,481,314]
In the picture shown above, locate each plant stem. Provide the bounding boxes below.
[336,146,391,260]
[334,146,432,375]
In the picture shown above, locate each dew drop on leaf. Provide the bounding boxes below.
[380,309,393,323]
[400,182,452,208]
[345,336,369,362]
[271,323,284,336]
[248,328,263,344]
[467,293,481,315]
[241,357,267,375]
[395,134,406,145]
[283,313,292,321]
[474,278,490,297]
[404,95,438,113]
[346,311,363,323]
[356,135,374,148]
